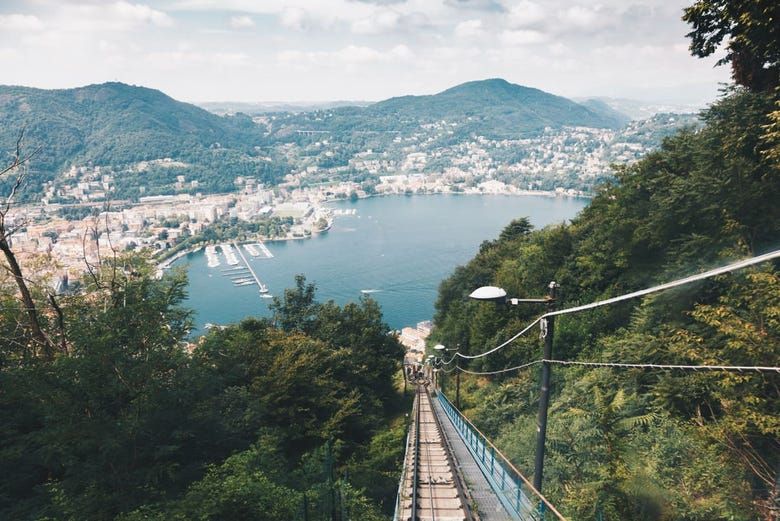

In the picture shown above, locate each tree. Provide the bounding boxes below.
[0,131,53,356]
[683,0,780,91]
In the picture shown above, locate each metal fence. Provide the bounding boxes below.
[437,391,566,521]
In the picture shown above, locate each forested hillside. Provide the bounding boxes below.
[268,78,628,139]
[430,86,780,519]
[0,82,285,199]
[0,270,406,519]
[0,82,263,169]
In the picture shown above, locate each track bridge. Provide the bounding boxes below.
[395,386,566,521]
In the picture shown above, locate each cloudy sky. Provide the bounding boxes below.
[0,0,730,103]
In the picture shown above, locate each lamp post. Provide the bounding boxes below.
[469,281,558,494]
[434,343,461,407]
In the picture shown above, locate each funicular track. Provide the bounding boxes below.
[399,385,477,521]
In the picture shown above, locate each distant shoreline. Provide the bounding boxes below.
[328,189,593,205]
[161,191,588,270]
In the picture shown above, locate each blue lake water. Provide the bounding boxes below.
[175,194,587,334]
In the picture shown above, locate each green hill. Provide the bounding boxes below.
[578,98,632,126]
[0,82,262,172]
[368,79,627,134]
[271,78,630,139]
[430,89,780,519]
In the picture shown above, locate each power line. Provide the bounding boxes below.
[545,359,780,373]
[447,359,780,376]
[452,249,780,361]
[452,318,542,360]
[456,360,542,375]
[547,249,780,319]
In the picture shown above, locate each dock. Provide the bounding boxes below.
[233,241,269,294]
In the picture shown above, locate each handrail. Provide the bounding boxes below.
[392,428,411,521]
[411,386,421,520]
[438,392,567,521]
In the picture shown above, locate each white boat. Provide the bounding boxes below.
[220,243,240,266]
[205,245,221,268]
[243,244,260,257]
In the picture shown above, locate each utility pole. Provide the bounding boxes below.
[533,281,557,493]
[455,368,461,409]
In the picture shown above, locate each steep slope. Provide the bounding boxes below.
[284,79,629,138]
[578,98,632,126]
[370,79,627,131]
[0,82,261,171]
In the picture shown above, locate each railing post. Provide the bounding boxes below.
[490,446,495,475]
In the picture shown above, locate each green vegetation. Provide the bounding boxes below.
[0,82,286,201]
[431,87,780,519]
[0,259,407,519]
[271,79,627,140]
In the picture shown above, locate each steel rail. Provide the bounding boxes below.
[426,387,478,521]
[411,386,421,521]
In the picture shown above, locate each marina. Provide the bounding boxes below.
[233,241,270,295]
[202,242,273,293]
[176,195,587,335]
[205,245,220,268]
[220,243,240,266]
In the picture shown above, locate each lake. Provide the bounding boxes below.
[174,194,588,334]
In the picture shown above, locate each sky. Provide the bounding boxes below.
[0,0,731,104]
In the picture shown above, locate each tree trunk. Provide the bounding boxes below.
[0,235,51,357]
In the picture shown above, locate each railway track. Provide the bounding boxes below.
[399,386,476,521]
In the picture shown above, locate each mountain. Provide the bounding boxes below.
[198,100,373,115]
[278,79,629,138]
[577,98,631,126]
[575,96,705,120]
[370,79,627,130]
[0,82,262,172]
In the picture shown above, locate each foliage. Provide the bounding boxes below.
[0,82,285,201]
[683,0,780,91]
[0,257,406,519]
[431,88,780,520]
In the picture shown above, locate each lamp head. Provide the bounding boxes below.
[469,286,507,303]
[433,344,446,351]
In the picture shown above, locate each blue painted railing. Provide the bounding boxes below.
[437,391,565,521]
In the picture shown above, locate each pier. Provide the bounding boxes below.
[233,241,269,294]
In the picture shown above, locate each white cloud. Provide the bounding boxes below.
[351,9,401,34]
[557,5,607,31]
[113,2,173,28]
[454,19,483,39]
[146,50,249,69]
[506,1,545,28]
[279,7,308,30]
[0,47,22,61]
[229,15,255,29]
[0,13,45,31]
[548,42,569,56]
[278,44,414,69]
[499,29,547,46]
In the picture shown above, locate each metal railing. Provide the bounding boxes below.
[437,391,567,521]
[393,389,418,521]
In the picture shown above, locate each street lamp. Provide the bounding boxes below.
[433,343,462,408]
[469,281,558,494]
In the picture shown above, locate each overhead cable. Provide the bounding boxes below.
[456,360,542,375]
[453,248,780,361]
[544,359,780,373]
[546,248,780,318]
